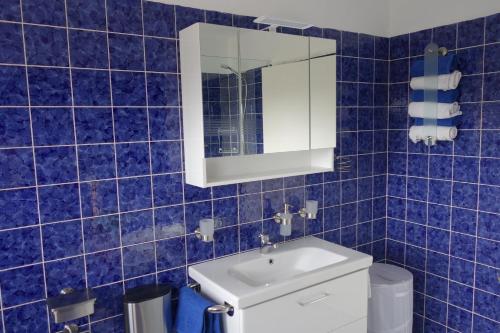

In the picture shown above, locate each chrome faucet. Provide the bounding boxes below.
[259,234,277,254]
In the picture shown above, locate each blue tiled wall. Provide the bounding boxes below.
[387,13,500,333]
[0,1,388,332]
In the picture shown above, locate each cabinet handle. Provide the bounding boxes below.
[298,292,331,306]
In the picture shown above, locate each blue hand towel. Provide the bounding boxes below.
[413,115,462,127]
[411,90,459,103]
[410,54,457,77]
[175,287,223,333]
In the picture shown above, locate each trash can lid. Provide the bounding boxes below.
[123,283,171,304]
[369,263,413,286]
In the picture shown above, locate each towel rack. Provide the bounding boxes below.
[188,282,235,316]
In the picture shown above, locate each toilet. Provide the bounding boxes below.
[368,263,413,333]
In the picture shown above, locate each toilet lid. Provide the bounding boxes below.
[369,263,413,286]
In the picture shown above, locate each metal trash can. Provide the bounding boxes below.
[124,284,173,333]
[368,263,413,333]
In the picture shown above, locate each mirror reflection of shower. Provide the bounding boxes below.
[221,64,247,155]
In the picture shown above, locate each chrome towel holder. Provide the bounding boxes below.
[188,282,235,316]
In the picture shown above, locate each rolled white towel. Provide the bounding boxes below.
[410,70,462,91]
[409,126,457,144]
[409,102,461,119]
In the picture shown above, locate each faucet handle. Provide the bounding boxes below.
[284,203,293,213]
[259,233,270,245]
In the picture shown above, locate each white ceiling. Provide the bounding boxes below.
[150,0,500,37]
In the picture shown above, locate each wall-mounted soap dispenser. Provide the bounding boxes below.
[274,203,293,236]
[47,288,96,333]
[299,200,319,219]
[195,218,215,242]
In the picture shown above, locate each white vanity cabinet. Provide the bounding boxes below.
[179,23,337,187]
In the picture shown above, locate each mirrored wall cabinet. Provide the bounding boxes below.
[180,23,337,187]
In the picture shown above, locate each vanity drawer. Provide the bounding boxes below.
[239,269,369,333]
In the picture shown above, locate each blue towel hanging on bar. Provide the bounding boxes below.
[411,89,459,103]
[410,54,457,77]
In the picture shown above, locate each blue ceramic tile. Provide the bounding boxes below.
[3,301,48,333]
[187,233,213,263]
[151,141,182,173]
[175,6,205,35]
[69,30,108,69]
[156,236,185,270]
[390,34,409,60]
[0,264,45,307]
[184,200,211,233]
[388,130,407,152]
[206,10,232,26]
[24,25,68,66]
[212,184,237,198]
[478,212,500,242]
[184,183,211,202]
[475,263,500,295]
[153,173,183,206]
[303,27,322,38]
[114,107,148,142]
[233,15,258,30]
[358,34,374,58]
[0,148,35,189]
[0,23,23,64]
[341,31,358,57]
[109,33,144,70]
[35,146,77,185]
[480,158,500,186]
[447,306,472,333]
[474,315,500,332]
[91,316,124,333]
[425,297,447,325]
[340,82,357,106]
[38,184,80,223]
[482,102,500,129]
[405,245,425,270]
[427,227,450,253]
[214,226,238,257]
[0,188,37,230]
[106,0,142,34]
[213,197,237,228]
[285,176,304,189]
[410,29,432,57]
[358,84,374,106]
[143,2,175,37]
[428,204,450,229]
[455,130,480,156]
[484,73,500,102]
[80,180,118,217]
[0,65,28,106]
[0,0,20,21]
[374,60,388,83]
[460,103,481,129]
[263,190,284,219]
[428,179,451,205]
[453,156,479,182]
[45,256,86,296]
[341,57,358,81]
[121,210,154,245]
[406,177,426,201]
[387,218,404,241]
[157,267,186,294]
[452,182,478,210]
[449,282,473,310]
[28,67,71,106]
[426,274,448,301]
[86,249,122,286]
[78,144,115,181]
[458,17,485,48]
[240,221,262,251]
[451,207,477,235]
[451,232,475,260]
[485,13,500,43]
[426,251,449,277]
[238,181,261,195]
[31,108,74,146]
[374,36,389,60]
[389,83,408,106]
[75,108,113,144]
[374,85,388,106]
[406,222,426,247]
[0,108,31,147]
[479,185,500,214]
[116,143,150,177]
[118,176,152,211]
[154,205,184,239]
[123,242,155,279]
[481,130,500,158]
[456,46,484,75]
[111,72,146,106]
[148,108,180,141]
[0,227,41,269]
[459,75,483,103]
[145,37,177,73]
[449,257,474,285]
[474,290,499,320]
[238,194,262,223]
[433,23,457,51]
[91,283,123,320]
[22,0,65,25]
[386,240,404,263]
[390,58,409,83]
[42,220,83,260]
[341,202,357,226]
[84,215,120,252]
[72,69,111,106]
[67,0,106,30]
[147,73,179,106]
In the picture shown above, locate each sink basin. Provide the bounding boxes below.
[229,247,347,287]
[189,236,372,309]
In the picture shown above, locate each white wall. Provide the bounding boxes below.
[152,0,500,37]
[151,0,391,37]
[389,0,500,36]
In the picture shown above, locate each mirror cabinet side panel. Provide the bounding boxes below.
[180,24,206,186]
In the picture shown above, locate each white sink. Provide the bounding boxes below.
[229,246,347,287]
[189,236,372,309]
